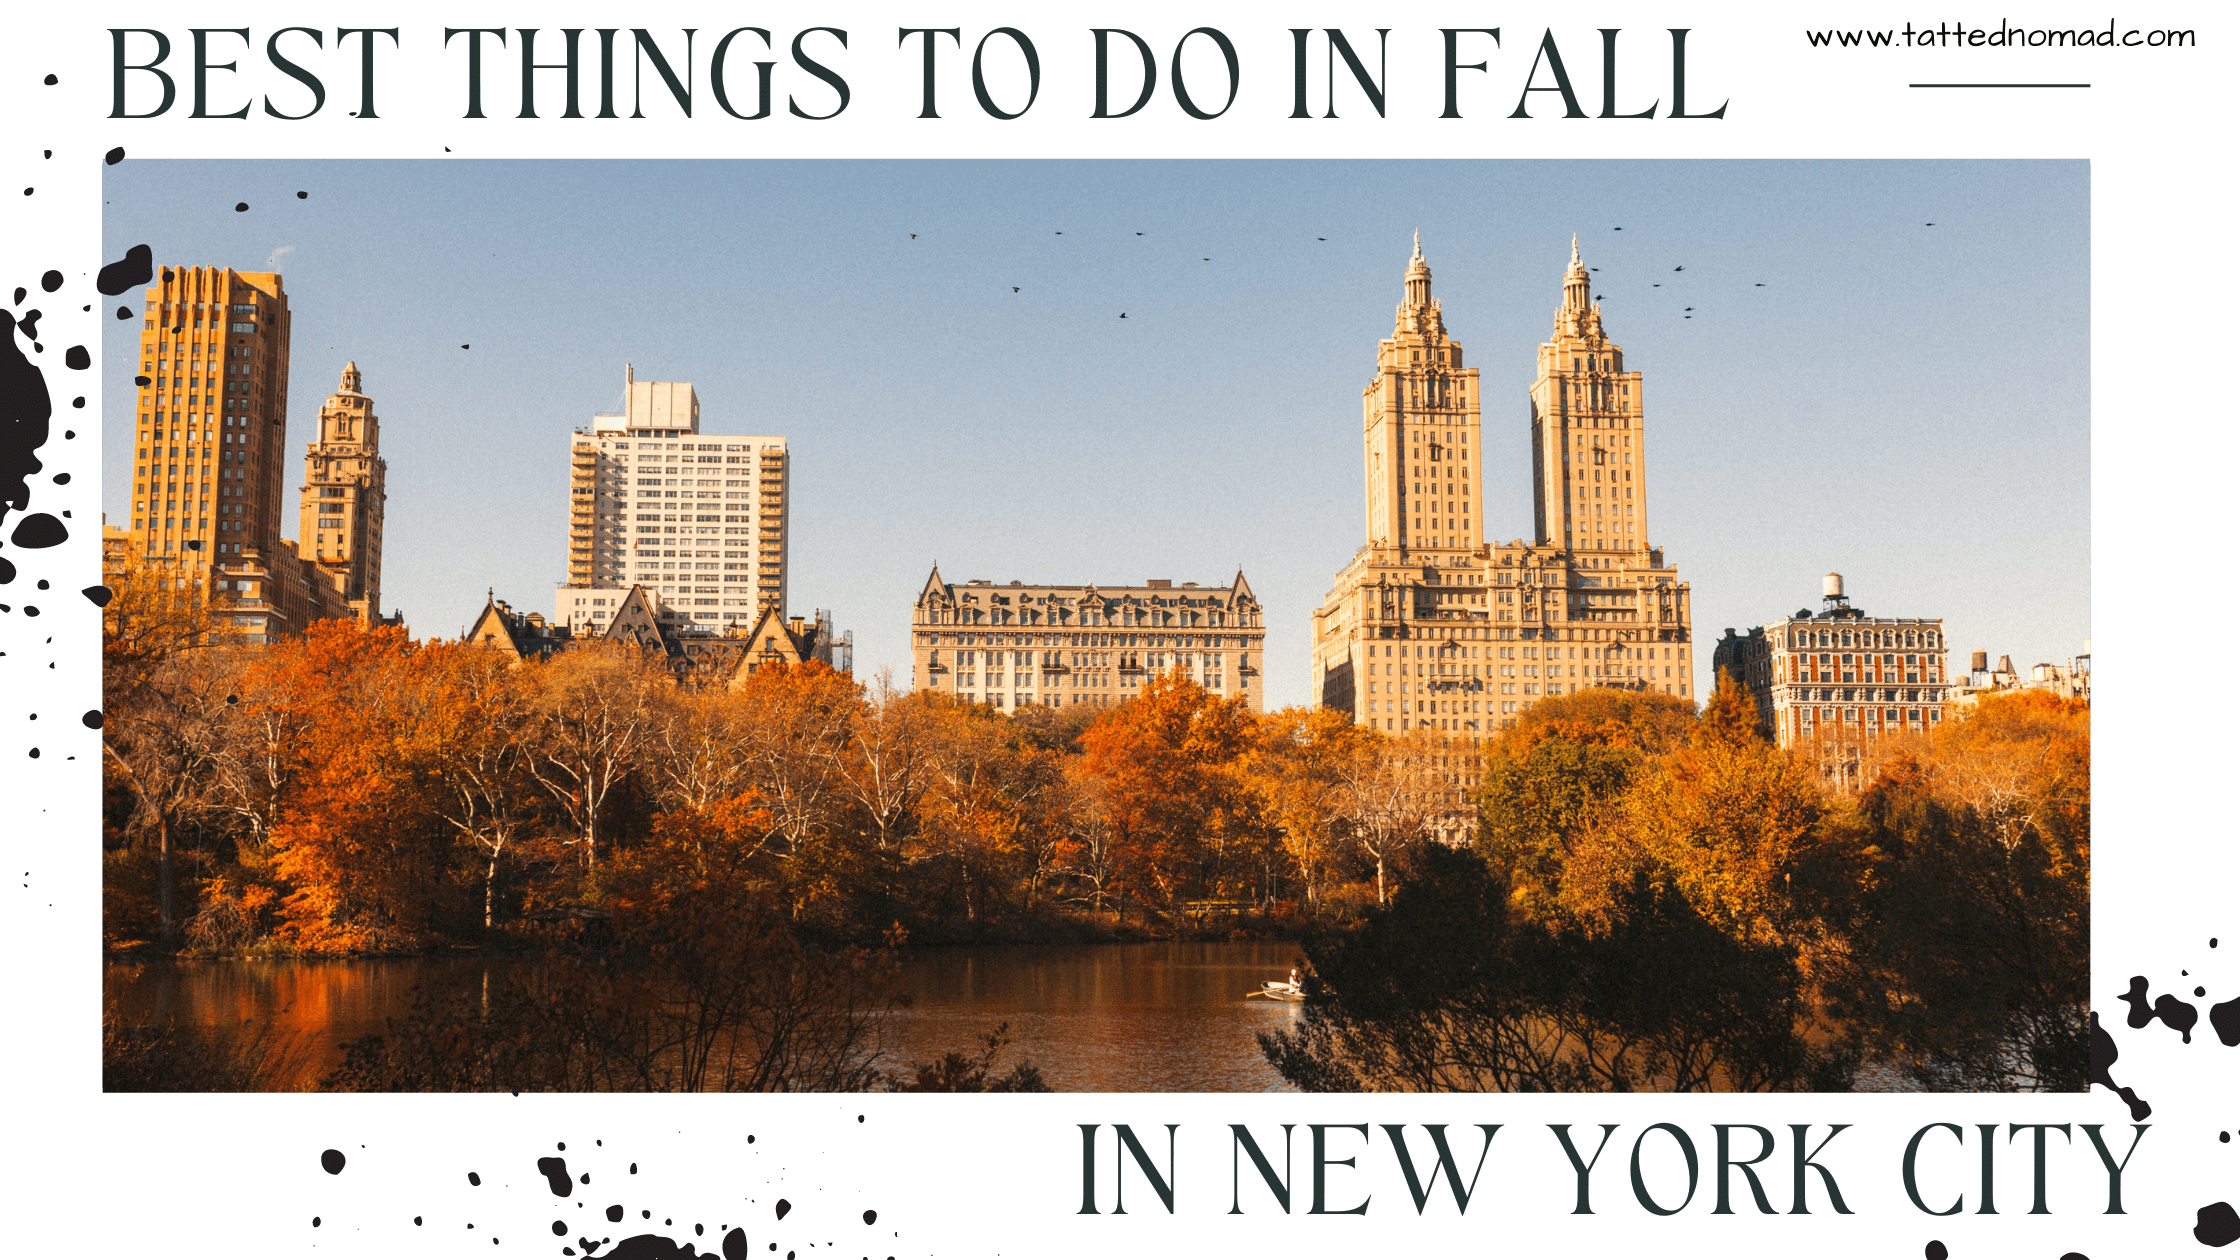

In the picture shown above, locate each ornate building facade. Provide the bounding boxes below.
[909,568,1265,712]
[1312,238,1695,737]
[1712,573,1950,751]
[297,363,389,625]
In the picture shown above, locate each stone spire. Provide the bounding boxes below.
[1403,231,1434,312]
[339,361,361,395]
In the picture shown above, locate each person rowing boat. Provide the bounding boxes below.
[1249,967,1307,1001]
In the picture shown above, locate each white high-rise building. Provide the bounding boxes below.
[560,365,789,632]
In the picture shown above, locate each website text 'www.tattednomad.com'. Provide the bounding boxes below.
[1806,20,2195,49]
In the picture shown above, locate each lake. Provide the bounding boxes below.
[102,939,1308,1092]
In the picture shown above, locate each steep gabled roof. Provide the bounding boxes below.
[466,590,571,663]
[1230,568,1258,607]
[917,564,951,605]
[721,604,823,688]
[602,584,680,656]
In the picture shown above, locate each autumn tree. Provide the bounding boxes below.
[101,558,250,945]
[102,644,248,945]
[1329,728,1460,908]
[1825,692,2091,1090]
[526,641,660,874]
[1474,688,1693,923]
[727,658,865,913]
[912,700,1064,930]
[1616,722,1830,945]
[256,622,463,952]
[1079,672,1263,914]
[1245,707,1377,910]
[837,670,946,857]
[414,642,545,928]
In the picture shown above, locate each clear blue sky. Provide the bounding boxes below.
[102,159,2087,706]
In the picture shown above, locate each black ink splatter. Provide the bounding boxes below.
[2124,976,2202,1043]
[105,147,125,165]
[861,1211,875,1226]
[2210,996,2240,1047]
[554,1221,570,1236]
[116,307,131,320]
[11,514,67,548]
[82,710,101,729]
[2198,1201,2240,1247]
[96,245,152,296]
[607,1205,625,1222]
[234,202,249,212]
[17,310,40,340]
[723,1227,747,1260]
[39,271,61,293]
[83,584,109,606]
[605,1238,711,1260]
[469,1171,481,1185]
[539,1157,574,1196]
[312,1217,321,1228]
[321,1148,346,1174]
[2087,1011,2151,1121]
[774,1201,790,1221]
[297,190,308,199]
[63,346,89,370]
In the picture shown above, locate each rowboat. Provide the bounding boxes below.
[1249,980,1306,1002]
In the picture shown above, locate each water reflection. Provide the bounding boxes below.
[887,941,1305,1092]
[103,941,1305,1092]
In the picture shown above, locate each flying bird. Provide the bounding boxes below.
[460,343,470,349]
[1119,313,1127,319]
[1684,307,1693,311]
[1673,266,1685,272]
[1652,284,1661,287]
[1755,283,1765,287]
[1202,258,1210,261]
[910,234,917,239]
[1317,237,1326,241]
[1055,231,1063,235]
[1011,287,1020,293]
[1613,226,1623,230]
[1135,232,1144,236]
[1925,222,1935,226]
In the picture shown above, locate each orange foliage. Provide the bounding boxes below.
[1079,672,1264,907]
[252,622,456,952]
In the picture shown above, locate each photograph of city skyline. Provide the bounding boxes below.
[100,160,2087,1094]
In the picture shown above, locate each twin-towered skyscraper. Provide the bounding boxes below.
[1312,236,1695,736]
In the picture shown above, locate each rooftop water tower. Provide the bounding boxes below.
[1821,572,1852,615]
